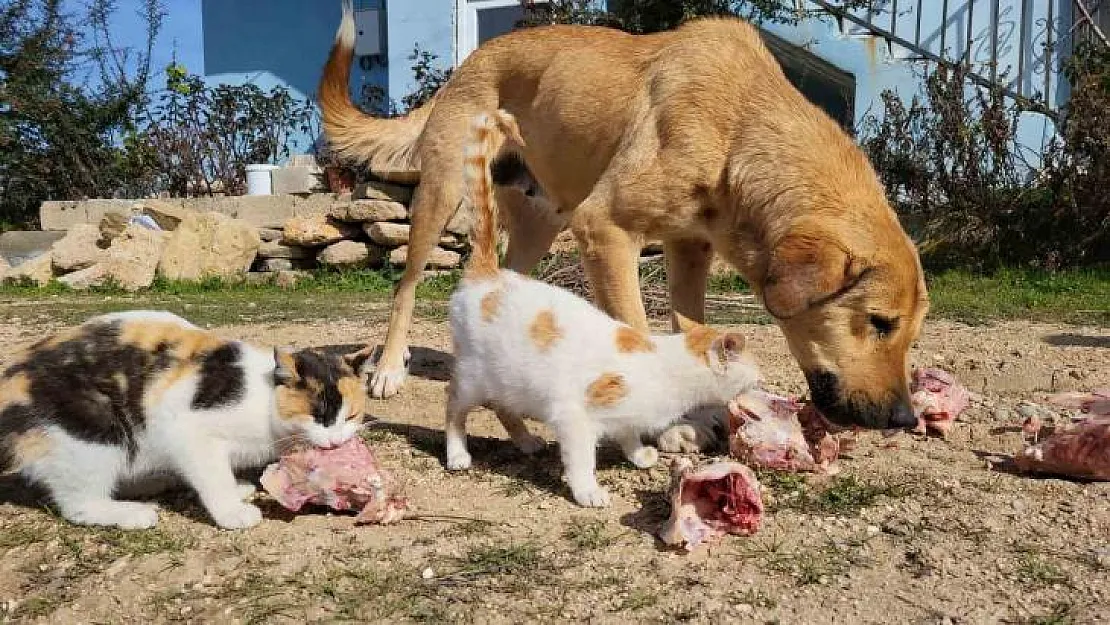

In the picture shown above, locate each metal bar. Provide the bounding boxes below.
[807,0,1057,116]
[1017,0,1029,97]
[965,0,975,69]
[1074,0,1110,44]
[891,0,899,40]
[914,0,923,47]
[1045,0,1054,100]
[990,0,999,84]
[940,0,949,58]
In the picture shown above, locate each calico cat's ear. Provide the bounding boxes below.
[273,347,299,385]
[709,332,746,373]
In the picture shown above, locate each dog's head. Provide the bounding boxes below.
[755,220,928,429]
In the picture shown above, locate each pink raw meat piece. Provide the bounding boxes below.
[260,437,408,524]
[1047,389,1110,417]
[909,367,970,436]
[658,458,763,552]
[1014,416,1110,480]
[727,390,841,473]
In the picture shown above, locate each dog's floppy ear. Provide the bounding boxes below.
[760,234,869,319]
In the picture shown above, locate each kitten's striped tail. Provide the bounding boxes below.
[462,110,525,281]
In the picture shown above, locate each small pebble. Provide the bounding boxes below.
[421,567,434,580]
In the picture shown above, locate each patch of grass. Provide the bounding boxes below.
[926,267,1110,325]
[562,519,619,550]
[1016,554,1071,588]
[0,520,49,549]
[1024,602,1076,625]
[13,595,61,620]
[448,542,542,580]
[442,518,495,538]
[613,588,659,612]
[773,474,908,516]
[731,587,777,609]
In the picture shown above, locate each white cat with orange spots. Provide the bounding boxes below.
[446,111,762,507]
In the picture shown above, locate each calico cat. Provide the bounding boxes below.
[0,310,367,530]
[445,111,763,507]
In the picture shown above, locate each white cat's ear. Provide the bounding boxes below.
[709,332,746,374]
[273,347,299,385]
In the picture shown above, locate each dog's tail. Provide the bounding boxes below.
[462,110,525,281]
[318,0,434,172]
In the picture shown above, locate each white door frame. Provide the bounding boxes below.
[454,0,545,66]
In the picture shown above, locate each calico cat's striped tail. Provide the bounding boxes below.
[462,110,525,281]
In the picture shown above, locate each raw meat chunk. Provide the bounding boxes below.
[260,437,408,524]
[1047,389,1110,417]
[1014,417,1110,481]
[658,458,763,552]
[727,390,840,473]
[909,367,970,436]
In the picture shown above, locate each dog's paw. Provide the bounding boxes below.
[628,445,660,469]
[366,348,411,399]
[445,450,472,471]
[572,484,611,508]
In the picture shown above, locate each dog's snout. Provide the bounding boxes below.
[888,399,918,429]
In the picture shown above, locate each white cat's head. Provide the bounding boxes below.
[272,348,368,448]
[676,314,761,403]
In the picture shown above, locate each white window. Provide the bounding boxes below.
[455,0,546,66]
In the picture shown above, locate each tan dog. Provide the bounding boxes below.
[319,3,928,429]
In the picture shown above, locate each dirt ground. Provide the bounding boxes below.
[0,314,1108,624]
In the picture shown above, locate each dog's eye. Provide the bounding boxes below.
[869,315,896,338]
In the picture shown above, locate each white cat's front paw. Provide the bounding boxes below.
[628,445,660,469]
[445,450,472,471]
[235,482,257,500]
[656,423,704,454]
[65,501,159,530]
[572,484,611,508]
[210,503,263,530]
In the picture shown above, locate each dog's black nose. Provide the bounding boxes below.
[888,400,918,429]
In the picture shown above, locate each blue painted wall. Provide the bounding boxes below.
[200,0,1071,160]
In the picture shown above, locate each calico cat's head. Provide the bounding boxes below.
[675,314,762,402]
[272,348,368,448]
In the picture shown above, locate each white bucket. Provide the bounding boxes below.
[245,164,280,196]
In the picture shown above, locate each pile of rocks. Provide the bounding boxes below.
[260,180,466,275]
[0,179,469,290]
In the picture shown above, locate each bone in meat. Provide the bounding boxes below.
[1013,416,1110,481]
[260,437,408,524]
[728,390,840,473]
[658,458,763,552]
[909,367,970,436]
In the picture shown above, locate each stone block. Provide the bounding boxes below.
[271,165,327,195]
[0,230,66,267]
[388,245,461,269]
[99,225,167,291]
[331,199,407,223]
[225,195,296,228]
[353,180,414,204]
[140,199,193,230]
[51,224,103,273]
[257,241,314,260]
[316,241,382,269]
[258,228,284,242]
[158,212,261,281]
[282,214,361,247]
[2,252,53,285]
[291,194,338,218]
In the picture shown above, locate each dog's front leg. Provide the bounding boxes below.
[571,209,648,331]
[664,238,712,332]
[359,181,460,398]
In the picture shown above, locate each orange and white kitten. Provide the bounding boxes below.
[445,111,762,507]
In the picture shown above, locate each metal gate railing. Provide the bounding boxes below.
[804,0,1108,114]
